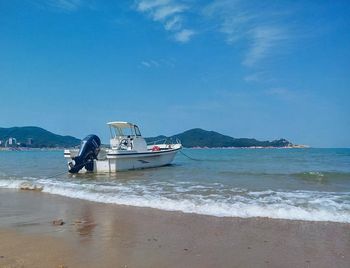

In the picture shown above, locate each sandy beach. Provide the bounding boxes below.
[0,189,348,268]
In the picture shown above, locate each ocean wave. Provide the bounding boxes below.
[294,171,350,184]
[1,178,349,223]
[219,170,350,183]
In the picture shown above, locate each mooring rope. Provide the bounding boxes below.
[179,150,202,161]
[45,170,69,179]
[45,160,91,179]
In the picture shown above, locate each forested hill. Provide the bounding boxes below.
[0,126,293,148]
[146,128,292,148]
[0,126,80,148]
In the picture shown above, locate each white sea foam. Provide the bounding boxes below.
[0,178,27,189]
[0,178,350,223]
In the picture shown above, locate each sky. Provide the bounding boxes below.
[0,0,349,147]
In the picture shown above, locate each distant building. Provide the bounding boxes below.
[5,137,17,147]
[27,138,33,146]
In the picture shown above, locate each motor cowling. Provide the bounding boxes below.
[68,134,101,173]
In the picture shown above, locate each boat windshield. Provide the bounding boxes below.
[107,122,142,138]
[109,126,134,137]
[134,125,142,136]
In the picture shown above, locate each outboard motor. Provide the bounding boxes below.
[68,134,101,173]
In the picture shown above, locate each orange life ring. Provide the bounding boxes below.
[152,146,161,151]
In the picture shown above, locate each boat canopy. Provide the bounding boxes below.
[107,121,142,137]
[107,121,135,128]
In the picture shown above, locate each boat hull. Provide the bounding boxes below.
[65,146,181,173]
[101,148,179,172]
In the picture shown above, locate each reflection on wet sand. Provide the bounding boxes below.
[72,205,97,237]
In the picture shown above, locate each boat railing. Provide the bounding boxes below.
[147,137,181,146]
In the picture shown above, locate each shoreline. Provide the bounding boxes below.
[0,146,310,151]
[14,183,350,224]
[1,189,349,267]
[189,145,310,149]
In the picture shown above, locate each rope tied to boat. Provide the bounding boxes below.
[179,150,202,161]
[45,170,68,179]
[46,160,91,179]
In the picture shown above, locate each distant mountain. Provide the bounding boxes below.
[0,126,80,148]
[0,126,293,148]
[146,128,292,148]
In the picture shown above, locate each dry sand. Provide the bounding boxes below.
[0,189,349,268]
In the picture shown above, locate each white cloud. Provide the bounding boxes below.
[136,0,170,12]
[243,26,289,67]
[153,4,187,21]
[203,0,293,67]
[164,16,182,31]
[265,88,296,101]
[174,29,195,43]
[141,58,176,68]
[266,88,290,96]
[37,0,83,11]
[150,60,160,66]
[135,0,195,43]
[244,72,261,82]
[244,71,276,84]
[141,61,152,68]
[141,60,161,68]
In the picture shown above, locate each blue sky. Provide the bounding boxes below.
[0,0,349,147]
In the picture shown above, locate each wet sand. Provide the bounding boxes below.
[0,189,349,268]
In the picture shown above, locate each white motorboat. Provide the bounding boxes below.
[64,121,182,173]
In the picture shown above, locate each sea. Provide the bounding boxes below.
[0,148,349,223]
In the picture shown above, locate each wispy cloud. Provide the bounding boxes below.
[265,87,296,101]
[203,0,294,67]
[140,58,175,68]
[141,61,152,68]
[136,0,169,12]
[244,71,277,84]
[135,0,195,43]
[174,29,195,43]
[153,3,187,21]
[33,0,84,12]
[164,15,182,31]
[244,72,263,83]
[141,60,160,68]
[243,26,289,67]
